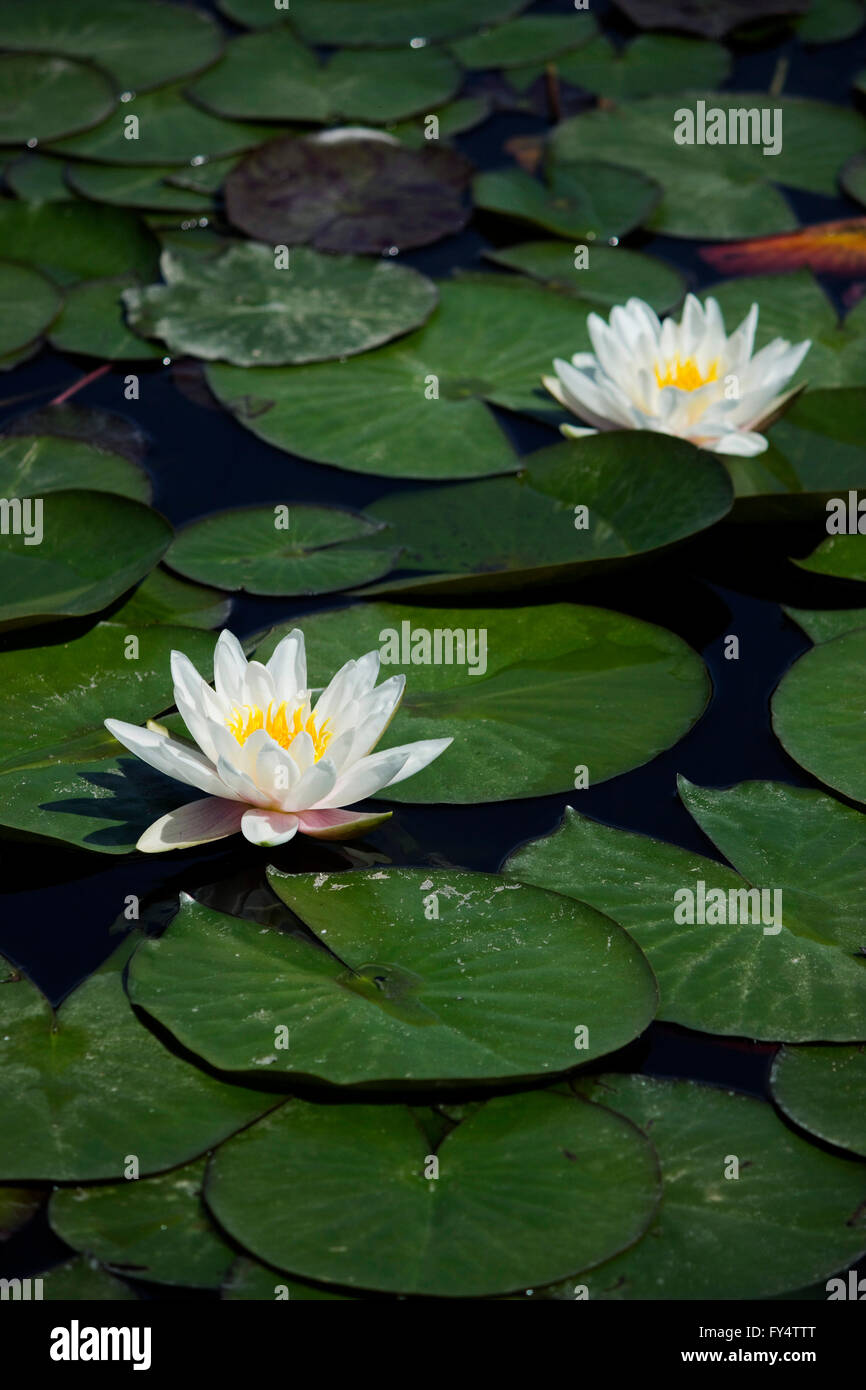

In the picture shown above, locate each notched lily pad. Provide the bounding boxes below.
[167,504,398,596]
[0,261,62,356]
[473,159,660,241]
[609,0,808,39]
[484,240,685,314]
[127,870,657,1087]
[0,53,115,146]
[0,200,159,285]
[772,626,866,804]
[771,1045,866,1158]
[123,244,437,366]
[225,133,472,255]
[49,277,163,360]
[218,0,532,44]
[205,1088,661,1297]
[0,433,150,502]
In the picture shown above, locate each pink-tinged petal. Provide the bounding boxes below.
[298,808,393,840]
[105,718,230,799]
[240,808,300,847]
[137,797,245,853]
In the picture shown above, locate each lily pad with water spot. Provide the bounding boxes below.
[505,779,866,1041]
[253,600,710,804]
[0,1186,44,1240]
[0,946,276,1182]
[191,30,460,126]
[484,240,686,314]
[128,870,657,1087]
[0,619,219,853]
[49,1158,236,1288]
[0,53,115,147]
[519,34,729,100]
[473,160,660,242]
[794,534,866,583]
[49,84,273,167]
[0,433,150,503]
[225,134,472,256]
[771,1046,866,1158]
[0,262,62,357]
[609,0,808,39]
[451,14,596,68]
[205,275,599,479]
[0,201,158,285]
[113,568,231,631]
[205,1088,660,1297]
[65,162,214,213]
[223,1257,354,1300]
[167,505,398,597]
[48,278,163,360]
[550,95,866,239]
[0,0,223,93]
[123,244,437,368]
[772,626,866,805]
[355,433,733,597]
[0,490,170,632]
[529,1074,866,1301]
[218,0,531,44]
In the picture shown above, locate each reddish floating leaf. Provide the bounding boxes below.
[701,219,866,277]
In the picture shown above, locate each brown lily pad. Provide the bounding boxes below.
[225,132,473,255]
[609,0,808,39]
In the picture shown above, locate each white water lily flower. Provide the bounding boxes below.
[544,294,811,458]
[105,629,452,852]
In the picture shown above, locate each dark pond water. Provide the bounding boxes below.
[2,0,865,1294]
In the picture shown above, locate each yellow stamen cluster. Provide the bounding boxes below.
[654,356,719,392]
[225,702,332,759]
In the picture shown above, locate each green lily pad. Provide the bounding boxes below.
[728,390,866,506]
[840,154,866,208]
[0,261,62,356]
[254,600,709,804]
[0,1186,44,1240]
[49,1158,235,1288]
[386,96,491,146]
[205,276,599,479]
[206,1088,660,1296]
[4,152,70,202]
[772,626,866,804]
[0,620,218,853]
[166,157,238,196]
[38,1257,137,1300]
[113,568,231,630]
[473,160,660,241]
[225,133,471,255]
[514,34,730,100]
[0,201,158,284]
[65,161,213,213]
[505,779,866,1041]
[783,606,866,644]
[550,95,866,239]
[0,53,115,146]
[167,504,398,596]
[0,0,223,93]
[0,947,275,1181]
[218,0,531,44]
[609,0,808,39]
[771,1046,866,1157]
[536,1074,866,1300]
[357,433,733,597]
[451,14,596,68]
[484,240,686,314]
[123,244,437,367]
[192,31,460,125]
[128,869,657,1087]
[48,277,163,360]
[223,1257,354,1300]
[798,0,866,42]
[49,84,272,166]
[794,534,866,582]
[0,489,170,631]
[3,401,148,462]
[0,433,150,502]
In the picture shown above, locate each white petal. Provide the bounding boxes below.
[710,430,769,457]
[266,628,307,702]
[105,719,230,799]
[213,630,248,705]
[137,797,245,853]
[241,809,300,847]
[291,757,339,811]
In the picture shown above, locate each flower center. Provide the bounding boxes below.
[654,356,719,391]
[225,702,332,759]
